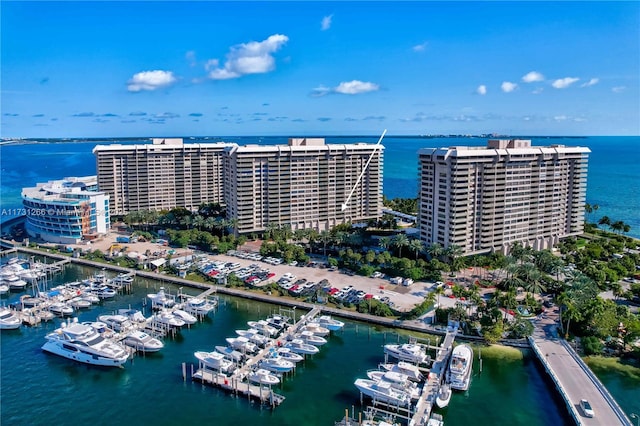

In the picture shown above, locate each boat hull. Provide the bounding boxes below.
[41,341,128,367]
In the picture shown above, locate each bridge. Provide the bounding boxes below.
[529,308,632,426]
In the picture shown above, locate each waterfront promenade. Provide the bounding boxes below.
[530,307,632,426]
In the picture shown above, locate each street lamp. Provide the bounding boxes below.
[631,413,639,426]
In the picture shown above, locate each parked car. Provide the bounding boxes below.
[579,399,594,418]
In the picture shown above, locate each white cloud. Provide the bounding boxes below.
[311,85,332,97]
[554,115,568,121]
[412,42,428,52]
[522,71,544,83]
[206,34,289,80]
[612,86,626,93]
[532,87,544,94]
[321,14,333,31]
[476,85,487,95]
[552,77,579,89]
[334,80,379,94]
[581,78,599,87]
[127,70,177,92]
[501,81,518,93]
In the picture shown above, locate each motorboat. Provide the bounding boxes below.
[379,361,424,382]
[366,370,421,400]
[82,321,116,338]
[299,321,330,337]
[108,273,133,288]
[147,287,175,308]
[447,344,473,391]
[47,302,74,317]
[265,314,290,332]
[316,315,345,331]
[19,295,45,308]
[97,314,134,332]
[435,383,452,408]
[78,292,100,304]
[181,297,217,316]
[90,285,117,299]
[294,330,327,346]
[248,368,280,385]
[258,349,295,373]
[383,343,427,364]
[121,330,164,353]
[215,345,245,362]
[284,338,319,355]
[152,311,185,329]
[427,413,445,426]
[354,378,411,406]
[170,309,197,325]
[235,328,271,347]
[5,275,28,291]
[194,350,235,373]
[225,336,258,354]
[41,320,129,367]
[0,307,21,330]
[68,297,92,310]
[0,284,9,295]
[276,347,304,363]
[246,320,278,337]
[117,308,149,325]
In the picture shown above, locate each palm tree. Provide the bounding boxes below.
[193,214,206,231]
[408,239,424,260]
[392,234,409,258]
[378,236,391,252]
[598,215,611,230]
[623,223,631,235]
[611,220,625,234]
[444,244,464,270]
[584,203,593,222]
[427,242,444,260]
[319,230,332,257]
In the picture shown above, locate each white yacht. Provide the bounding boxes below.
[284,338,319,355]
[435,383,452,408]
[194,350,235,373]
[152,311,185,329]
[41,320,129,367]
[276,347,304,363]
[147,287,176,308]
[379,361,425,382]
[181,297,217,316]
[122,330,164,353]
[316,315,345,331]
[299,322,330,337]
[246,320,278,337]
[383,343,427,364]
[0,307,20,330]
[215,345,245,362]
[235,329,271,347]
[259,349,295,373]
[294,330,327,346]
[354,378,411,406]
[117,308,149,325]
[68,297,92,310]
[97,314,134,332]
[170,309,197,325]
[47,302,74,317]
[448,344,473,391]
[248,368,280,385]
[366,370,421,400]
[265,315,290,332]
[0,283,9,295]
[5,275,28,291]
[225,336,258,354]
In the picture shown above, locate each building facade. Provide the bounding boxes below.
[418,139,590,256]
[22,176,110,244]
[93,138,233,215]
[224,138,383,234]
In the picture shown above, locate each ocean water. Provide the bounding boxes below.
[0,261,578,426]
[0,136,639,238]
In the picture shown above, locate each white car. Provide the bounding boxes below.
[579,399,594,418]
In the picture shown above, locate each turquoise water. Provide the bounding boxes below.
[1,136,639,238]
[0,262,580,425]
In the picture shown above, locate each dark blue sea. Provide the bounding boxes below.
[1,136,638,238]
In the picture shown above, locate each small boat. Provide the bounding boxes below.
[379,361,424,382]
[427,413,445,426]
[194,351,235,373]
[97,314,134,332]
[90,285,117,299]
[122,330,164,353]
[20,295,45,308]
[435,383,452,408]
[276,347,304,363]
[79,292,100,304]
[383,343,427,364]
[181,297,217,316]
[42,320,129,367]
[225,336,258,354]
[152,311,185,329]
[215,345,245,362]
[0,307,20,330]
[0,284,9,295]
[448,344,473,391]
[235,329,270,347]
[5,275,28,291]
[171,309,197,325]
[265,315,290,332]
[366,370,421,400]
[248,368,280,385]
[259,349,295,373]
[117,308,148,324]
[294,330,327,346]
[284,338,319,355]
[316,315,345,331]
[247,320,278,337]
[47,302,74,317]
[68,297,92,310]
[354,379,411,406]
[147,287,175,308]
[299,322,330,337]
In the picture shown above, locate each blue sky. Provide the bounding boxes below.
[2,1,639,137]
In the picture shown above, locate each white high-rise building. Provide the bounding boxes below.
[418,139,590,255]
[224,138,383,234]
